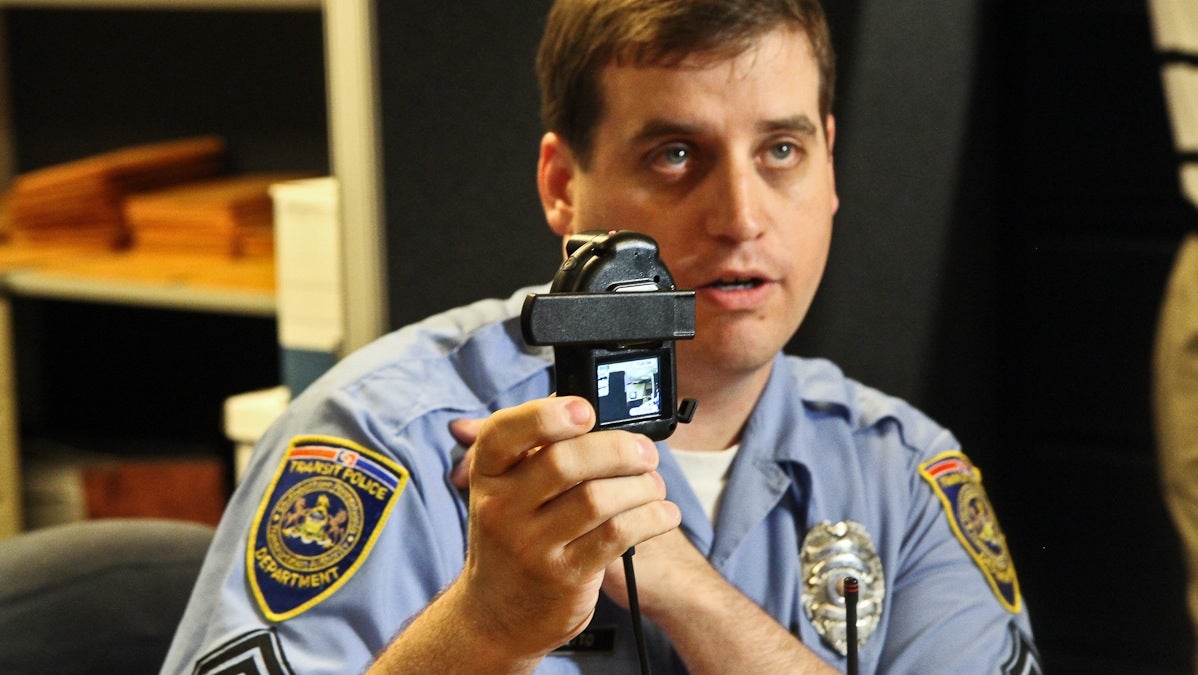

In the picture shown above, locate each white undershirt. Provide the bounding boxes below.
[669,444,739,523]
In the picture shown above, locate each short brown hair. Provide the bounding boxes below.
[536,0,836,166]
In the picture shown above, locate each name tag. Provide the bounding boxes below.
[552,625,618,654]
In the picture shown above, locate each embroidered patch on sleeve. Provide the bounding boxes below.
[918,450,1022,613]
[247,436,409,622]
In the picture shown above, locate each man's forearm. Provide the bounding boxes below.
[646,557,837,674]
[366,582,543,675]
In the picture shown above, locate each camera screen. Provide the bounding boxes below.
[596,354,663,425]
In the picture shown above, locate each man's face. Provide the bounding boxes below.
[539,28,838,392]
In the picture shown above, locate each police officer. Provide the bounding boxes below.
[162,2,1040,673]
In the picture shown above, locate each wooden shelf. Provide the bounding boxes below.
[0,247,275,315]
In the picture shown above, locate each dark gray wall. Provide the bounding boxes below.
[377,0,559,330]
[6,9,328,175]
[991,2,1191,672]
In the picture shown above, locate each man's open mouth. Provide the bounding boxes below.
[706,277,766,291]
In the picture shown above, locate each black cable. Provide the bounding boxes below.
[623,547,651,675]
[844,576,859,675]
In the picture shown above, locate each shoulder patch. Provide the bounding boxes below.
[918,450,1022,613]
[247,436,409,622]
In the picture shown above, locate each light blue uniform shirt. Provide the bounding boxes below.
[162,289,1038,674]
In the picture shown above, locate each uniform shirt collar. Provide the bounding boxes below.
[742,352,855,464]
[661,352,856,564]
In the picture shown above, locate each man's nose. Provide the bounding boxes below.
[704,157,766,241]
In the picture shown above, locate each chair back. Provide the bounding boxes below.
[0,518,214,675]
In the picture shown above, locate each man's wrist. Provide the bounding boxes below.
[370,580,543,675]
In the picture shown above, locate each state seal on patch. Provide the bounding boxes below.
[800,520,884,656]
[918,450,1022,613]
[248,436,408,622]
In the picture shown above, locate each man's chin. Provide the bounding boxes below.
[678,335,781,385]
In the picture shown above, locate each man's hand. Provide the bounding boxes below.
[437,404,833,675]
[464,396,681,653]
[374,397,680,673]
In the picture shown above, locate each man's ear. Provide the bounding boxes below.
[537,132,577,237]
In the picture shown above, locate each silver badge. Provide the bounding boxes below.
[800,520,884,655]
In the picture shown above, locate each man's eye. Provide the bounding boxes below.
[769,143,794,161]
[657,145,690,167]
[762,140,804,169]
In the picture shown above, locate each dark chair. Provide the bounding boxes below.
[0,518,214,675]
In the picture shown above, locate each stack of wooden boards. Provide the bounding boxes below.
[124,172,307,257]
[2,136,309,257]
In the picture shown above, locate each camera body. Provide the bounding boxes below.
[521,230,697,441]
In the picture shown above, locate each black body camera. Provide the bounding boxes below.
[521,230,697,441]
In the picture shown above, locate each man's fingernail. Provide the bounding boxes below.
[565,399,591,426]
[638,436,656,457]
